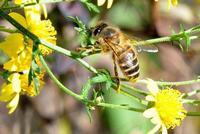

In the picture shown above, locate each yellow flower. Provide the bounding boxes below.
[20,71,45,97]
[168,0,178,9]
[0,73,21,114]
[0,11,54,113]
[143,79,186,134]
[8,12,57,55]
[97,0,113,8]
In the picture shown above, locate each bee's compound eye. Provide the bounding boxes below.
[94,28,101,36]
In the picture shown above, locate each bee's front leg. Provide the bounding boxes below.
[76,44,101,57]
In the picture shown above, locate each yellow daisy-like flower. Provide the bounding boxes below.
[97,0,114,8]
[143,79,186,134]
[0,11,54,113]
[0,73,21,114]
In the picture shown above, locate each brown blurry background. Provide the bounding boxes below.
[0,0,200,134]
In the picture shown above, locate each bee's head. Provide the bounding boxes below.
[92,22,120,45]
[92,22,108,36]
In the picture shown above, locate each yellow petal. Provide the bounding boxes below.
[10,73,21,93]
[4,50,32,72]
[0,33,24,57]
[98,0,106,6]
[9,12,28,28]
[148,124,161,134]
[107,0,113,8]
[25,5,41,25]
[7,94,20,114]
[172,0,178,6]
[0,84,15,102]
[14,0,24,4]
[41,4,48,19]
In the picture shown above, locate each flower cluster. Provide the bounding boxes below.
[0,1,57,113]
[143,79,186,134]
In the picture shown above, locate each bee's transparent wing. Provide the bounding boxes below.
[135,45,158,53]
[128,36,158,53]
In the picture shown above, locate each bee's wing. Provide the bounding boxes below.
[128,35,158,53]
[135,45,158,53]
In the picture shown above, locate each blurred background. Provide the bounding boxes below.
[1,0,200,133]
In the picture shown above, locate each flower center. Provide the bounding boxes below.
[155,89,186,129]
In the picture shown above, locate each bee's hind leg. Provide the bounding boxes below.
[112,53,121,93]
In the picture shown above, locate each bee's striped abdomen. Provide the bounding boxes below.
[117,46,139,81]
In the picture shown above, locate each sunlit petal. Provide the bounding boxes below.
[148,124,161,134]
[97,0,106,6]
[9,12,27,28]
[0,33,24,58]
[107,0,113,8]
[143,108,157,118]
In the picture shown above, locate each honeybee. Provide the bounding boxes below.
[79,22,158,91]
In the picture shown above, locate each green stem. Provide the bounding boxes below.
[39,54,145,112]
[96,102,145,112]
[121,84,149,95]
[39,54,83,101]
[0,27,16,33]
[182,89,200,98]
[120,88,148,105]
[0,10,98,74]
[137,26,200,46]
[182,99,200,105]
[187,112,200,116]
[156,78,200,86]
[138,78,200,86]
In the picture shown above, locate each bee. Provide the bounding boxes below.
[79,22,158,91]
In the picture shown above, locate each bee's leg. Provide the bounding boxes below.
[112,53,121,93]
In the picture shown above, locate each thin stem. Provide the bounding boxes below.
[39,54,84,101]
[182,89,200,98]
[120,88,148,105]
[96,102,145,112]
[156,79,200,86]
[182,99,200,105]
[121,84,149,95]
[137,26,200,46]
[0,10,98,74]
[138,78,200,86]
[187,112,200,116]
[0,27,16,33]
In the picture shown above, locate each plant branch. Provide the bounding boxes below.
[187,112,200,116]
[39,54,145,113]
[138,78,200,86]
[0,10,98,74]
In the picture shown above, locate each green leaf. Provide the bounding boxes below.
[68,16,93,47]
[81,79,92,99]
[31,60,41,74]
[33,75,40,94]
[28,68,33,86]
[86,106,93,122]
[80,0,100,13]
[0,70,10,81]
